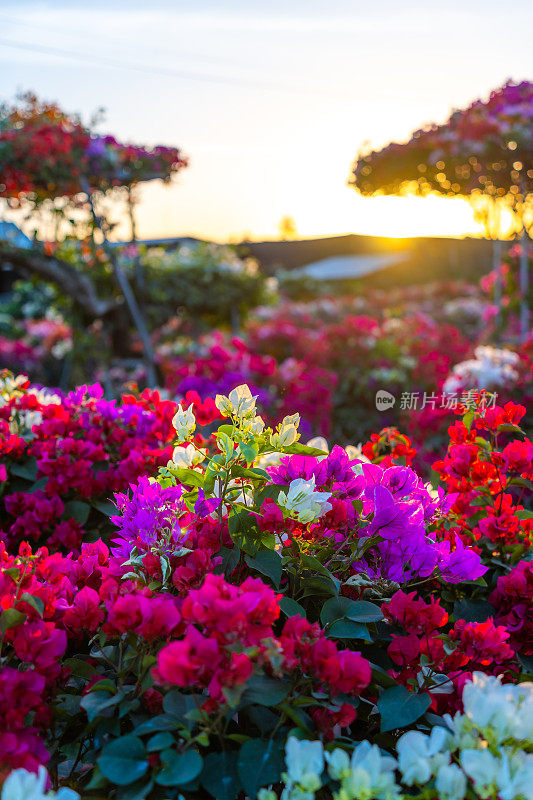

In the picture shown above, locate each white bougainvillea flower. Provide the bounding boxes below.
[435,763,467,800]
[239,413,265,436]
[346,741,400,800]
[248,414,265,435]
[345,444,371,463]
[277,477,332,525]
[271,413,300,448]
[462,672,533,743]
[325,748,350,780]
[495,750,533,800]
[168,443,206,469]
[283,736,324,786]
[459,749,498,797]
[397,728,450,785]
[215,384,257,419]
[172,404,196,443]
[1,766,79,800]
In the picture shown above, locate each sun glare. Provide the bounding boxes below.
[292,191,484,242]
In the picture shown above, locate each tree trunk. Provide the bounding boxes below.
[0,244,119,320]
[82,181,158,387]
[520,227,530,342]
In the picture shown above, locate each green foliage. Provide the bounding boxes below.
[138,242,272,329]
[378,685,431,733]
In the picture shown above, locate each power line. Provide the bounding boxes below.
[0,37,343,99]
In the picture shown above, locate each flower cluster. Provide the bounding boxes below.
[383,589,517,710]
[443,345,520,395]
[0,93,187,204]
[272,672,533,800]
[433,396,533,553]
[154,572,371,715]
[396,672,533,800]
[0,374,178,551]
[352,80,533,203]
[490,559,533,655]
[1,766,78,800]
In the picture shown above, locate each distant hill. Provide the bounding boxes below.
[241,234,494,286]
[2,231,494,295]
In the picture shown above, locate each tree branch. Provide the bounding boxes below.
[0,244,119,319]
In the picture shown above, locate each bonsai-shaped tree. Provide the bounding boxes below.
[0,92,188,383]
[350,81,533,338]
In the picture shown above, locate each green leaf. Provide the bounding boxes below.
[370,664,398,688]
[84,766,108,790]
[201,752,242,800]
[217,431,235,461]
[170,467,204,488]
[146,732,175,752]
[80,690,123,722]
[27,477,48,493]
[116,780,154,800]
[133,715,181,736]
[278,702,313,733]
[88,678,117,694]
[255,483,289,507]
[10,458,38,481]
[245,550,282,587]
[241,673,291,707]
[232,465,269,482]
[217,424,234,437]
[63,657,98,680]
[496,423,524,435]
[463,410,475,431]
[279,596,306,618]
[55,693,82,715]
[97,736,148,786]
[300,554,340,592]
[239,441,259,465]
[518,653,533,676]
[163,691,203,731]
[92,499,117,516]
[156,748,203,787]
[217,546,240,577]
[453,599,495,624]
[321,597,383,625]
[0,607,26,633]
[228,511,261,556]
[237,739,284,798]
[19,592,44,617]
[285,442,329,457]
[517,510,533,520]
[378,686,431,733]
[509,476,533,491]
[64,500,90,525]
[327,618,371,640]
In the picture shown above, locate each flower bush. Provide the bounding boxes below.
[351,80,533,206]
[0,377,530,798]
[0,371,178,552]
[0,93,186,205]
[247,306,472,443]
[159,332,336,437]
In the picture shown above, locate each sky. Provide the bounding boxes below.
[0,0,531,242]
